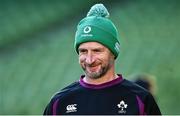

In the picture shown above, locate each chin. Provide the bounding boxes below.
[85,70,103,79]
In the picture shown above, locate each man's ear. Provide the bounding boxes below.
[110,52,116,60]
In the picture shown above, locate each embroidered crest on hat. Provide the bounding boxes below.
[83,26,91,33]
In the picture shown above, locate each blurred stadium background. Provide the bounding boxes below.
[0,0,179,114]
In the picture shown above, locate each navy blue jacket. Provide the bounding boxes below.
[44,74,161,115]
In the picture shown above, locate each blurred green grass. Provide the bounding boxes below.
[0,0,180,114]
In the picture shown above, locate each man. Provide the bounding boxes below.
[44,3,161,115]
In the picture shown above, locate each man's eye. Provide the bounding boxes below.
[79,49,87,53]
[94,49,102,53]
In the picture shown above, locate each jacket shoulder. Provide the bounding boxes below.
[43,81,81,115]
[53,81,81,99]
[121,79,150,97]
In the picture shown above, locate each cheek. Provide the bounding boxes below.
[99,54,113,65]
[79,55,85,64]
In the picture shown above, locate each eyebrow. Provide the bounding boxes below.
[78,48,86,51]
[78,47,104,50]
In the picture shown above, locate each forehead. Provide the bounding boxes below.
[79,42,106,49]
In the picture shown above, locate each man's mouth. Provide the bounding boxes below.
[86,65,100,72]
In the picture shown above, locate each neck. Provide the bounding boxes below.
[83,66,118,85]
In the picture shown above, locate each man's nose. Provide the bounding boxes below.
[85,52,95,65]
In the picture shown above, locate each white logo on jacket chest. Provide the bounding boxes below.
[117,100,128,114]
[66,104,77,113]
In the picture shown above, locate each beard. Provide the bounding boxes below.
[81,59,113,79]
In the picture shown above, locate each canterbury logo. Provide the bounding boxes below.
[66,104,77,113]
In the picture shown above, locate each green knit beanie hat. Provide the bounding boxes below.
[74,3,120,59]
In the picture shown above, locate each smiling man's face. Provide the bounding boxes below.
[78,42,114,79]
